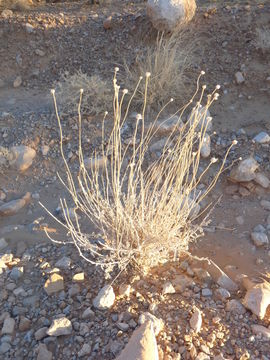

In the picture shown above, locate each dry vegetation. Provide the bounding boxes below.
[0,0,33,10]
[254,27,270,54]
[125,31,193,108]
[53,70,112,115]
[42,69,235,277]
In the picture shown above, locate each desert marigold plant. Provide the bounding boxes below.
[41,69,236,276]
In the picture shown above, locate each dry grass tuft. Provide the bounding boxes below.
[42,70,235,277]
[124,31,193,109]
[53,70,112,115]
[254,27,270,54]
[0,0,33,10]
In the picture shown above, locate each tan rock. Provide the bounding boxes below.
[0,192,31,217]
[47,317,72,337]
[243,282,270,319]
[190,307,202,333]
[116,321,158,360]
[44,273,64,295]
[73,272,85,282]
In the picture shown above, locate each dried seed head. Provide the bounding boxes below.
[232,140,238,145]
[50,89,55,95]
[170,98,174,102]
[80,89,84,94]
[216,84,221,89]
[145,72,151,78]
[202,84,207,89]
[123,89,128,94]
[201,70,205,75]
[115,67,119,72]
[136,113,142,120]
[211,157,218,163]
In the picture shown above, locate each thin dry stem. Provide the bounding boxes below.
[42,70,235,275]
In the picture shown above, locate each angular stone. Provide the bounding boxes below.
[19,316,31,332]
[37,344,53,360]
[217,274,238,292]
[73,272,85,282]
[253,132,270,144]
[215,287,231,300]
[229,157,258,182]
[0,192,31,217]
[55,256,71,270]
[235,71,245,84]
[243,282,270,319]
[138,312,164,336]
[254,173,270,188]
[118,284,131,297]
[44,274,64,295]
[35,327,48,341]
[226,299,246,315]
[202,288,212,297]
[1,317,15,335]
[78,344,92,357]
[10,145,36,172]
[47,317,72,337]
[251,324,270,339]
[93,285,115,310]
[190,307,202,333]
[251,232,269,247]
[82,307,95,320]
[162,281,176,295]
[116,321,158,360]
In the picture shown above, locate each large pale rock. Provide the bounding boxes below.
[0,192,31,217]
[47,317,72,336]
[147,0,196,32]
[9,145,36,172]
[251,232,269,247]
[44,273,64,295]
[93,285,115,310]
[190,307,202,333]
[138,312,164,336]
[243,282,270,319]
[116,321,158,360]
[229,157,259,182]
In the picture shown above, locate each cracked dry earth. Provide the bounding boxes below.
[0,0,270,359]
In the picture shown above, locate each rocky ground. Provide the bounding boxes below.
[0,0,270,359]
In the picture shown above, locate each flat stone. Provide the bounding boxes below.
[226,299,246,315]
[117,322,129,332]
[44,274,64,295]
[35,327,48,341]
[202,288,212,297]
[253,132,270,144]
[0,192,31,217]
[0,342,11,354]
[93,285,115,310]
[18,316,31,332]
[215,287,231,300]
[254,173,270,188]
[37,344,53,360]
[251,324,270,339]
[1,317,15,335]
[235,71,245,84]
[217,274,238,292]
[190,307,202,333]
[46,317,72,337]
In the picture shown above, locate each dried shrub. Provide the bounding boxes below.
[42,70,235,276]
[124,31,193,109]
[53,70,112,115]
